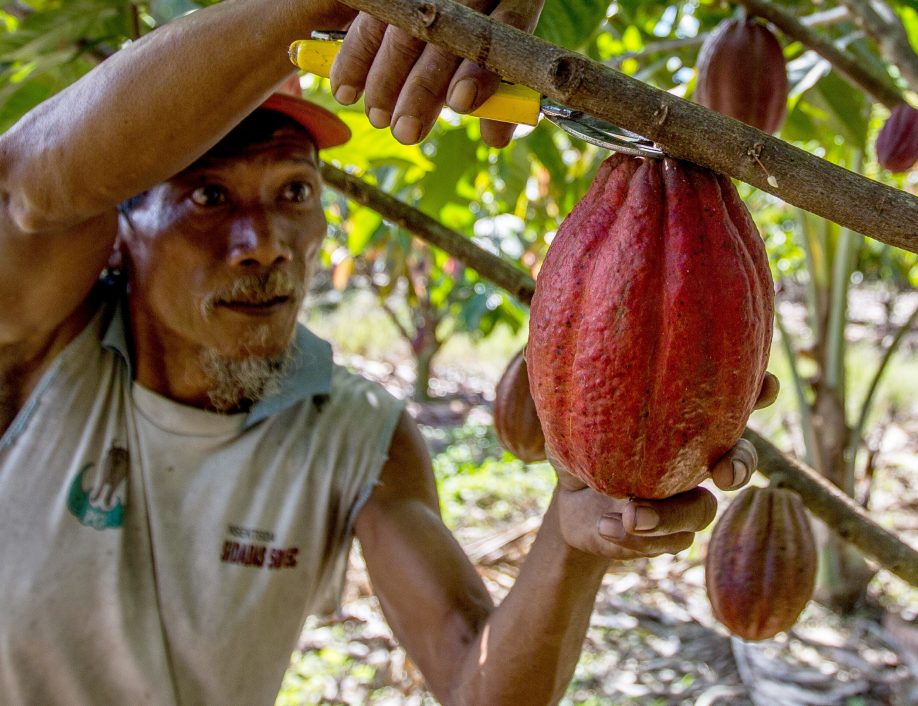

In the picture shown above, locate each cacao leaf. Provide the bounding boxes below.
[535,0,608,50]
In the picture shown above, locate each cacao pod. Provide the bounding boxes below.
[695,17,789,134]
[493,348,546,463]
[705,486,816,640]
[876,103,918,173]
[527,155,773,499]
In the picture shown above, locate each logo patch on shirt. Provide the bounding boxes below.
[66,446,129,530]
[221,524,299,569]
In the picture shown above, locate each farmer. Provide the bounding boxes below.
[0,1,773,703]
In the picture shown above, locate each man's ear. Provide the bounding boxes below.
[108,231,125,270]
[99,232,127,288]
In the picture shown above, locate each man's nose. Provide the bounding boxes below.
[227,214,293,268]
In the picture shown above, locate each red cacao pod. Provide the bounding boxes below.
[705,486,816,640]
[493,348,546,463]
[876,103,918,173]
[527,155,773,499]
[695,17,789,134]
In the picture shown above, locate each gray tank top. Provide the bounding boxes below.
[0,303,404,705]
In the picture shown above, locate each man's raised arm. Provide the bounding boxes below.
[0,1,357,348]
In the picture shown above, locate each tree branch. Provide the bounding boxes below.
[801,6,855,28]
[744,428,918,587]
[734,0,904,109]
[609,6,853,69]
[370,279,415,344]
[320,164,535,305]
[130,3,142,41]
[336,0,918,254]
[838,0,918,95]
[321,164,918,589]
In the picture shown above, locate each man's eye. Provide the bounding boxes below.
[282,181,313,203]
[190,184,228,207]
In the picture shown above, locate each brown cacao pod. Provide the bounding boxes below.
[876,103,918,173]
[705,486,816,640]
[493,348,546,463]
[695,17,789,134]
[527,155,773,498]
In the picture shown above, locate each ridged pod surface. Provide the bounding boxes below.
[695,17,789,134]
[876,103,918,173]
[705,486,817,640]
[527,155,773,499]
[493,348,546,463]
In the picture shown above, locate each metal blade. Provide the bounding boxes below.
[540,100,664,158]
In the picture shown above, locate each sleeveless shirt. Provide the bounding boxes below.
[0,297,404,705]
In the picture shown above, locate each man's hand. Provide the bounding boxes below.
[329,0,545,147]
[553,370,779,561]
[553,471,719,561]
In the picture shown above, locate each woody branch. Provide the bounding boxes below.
[336,0,918,254]
[734,0,905,109]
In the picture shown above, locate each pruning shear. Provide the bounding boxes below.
[289,31,664,158]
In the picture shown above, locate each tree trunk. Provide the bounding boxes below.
[810,383,876,611]
[413,338,441,402]
[410,295,442,403]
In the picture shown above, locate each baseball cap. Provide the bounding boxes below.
[258,92,351,150]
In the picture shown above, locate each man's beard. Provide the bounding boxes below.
[200,345,294,412]
[199,270,304,412]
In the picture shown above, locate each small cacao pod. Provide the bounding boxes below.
[527,155,773,498]
[493,348,546,463]
[705,486,816,641]
[876,103,918,173]
[695,17,789,134]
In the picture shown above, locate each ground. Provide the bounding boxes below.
[275,290,918,706]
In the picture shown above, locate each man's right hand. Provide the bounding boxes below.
[552,468,721,561]
[328,0,545,147]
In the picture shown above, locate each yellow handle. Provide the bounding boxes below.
[288,39,541,126]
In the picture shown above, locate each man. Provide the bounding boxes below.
[0,1,773,703]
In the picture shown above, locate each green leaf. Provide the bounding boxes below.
[455,289,491,332]
[812,72,869,150]
[417,127,476,215]
[346,207,383,255]
[322,111,433,174]
[498,140,532,209]
[521,123,565,184]
[439,202,475,231]
[535,0,608,50]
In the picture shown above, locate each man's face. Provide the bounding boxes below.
[121,126,325,364]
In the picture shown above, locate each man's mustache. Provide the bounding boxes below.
[201,270,305,314]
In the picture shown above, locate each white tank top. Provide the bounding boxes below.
[0,301,404,705]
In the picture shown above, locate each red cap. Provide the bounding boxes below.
[258,93,351,150]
